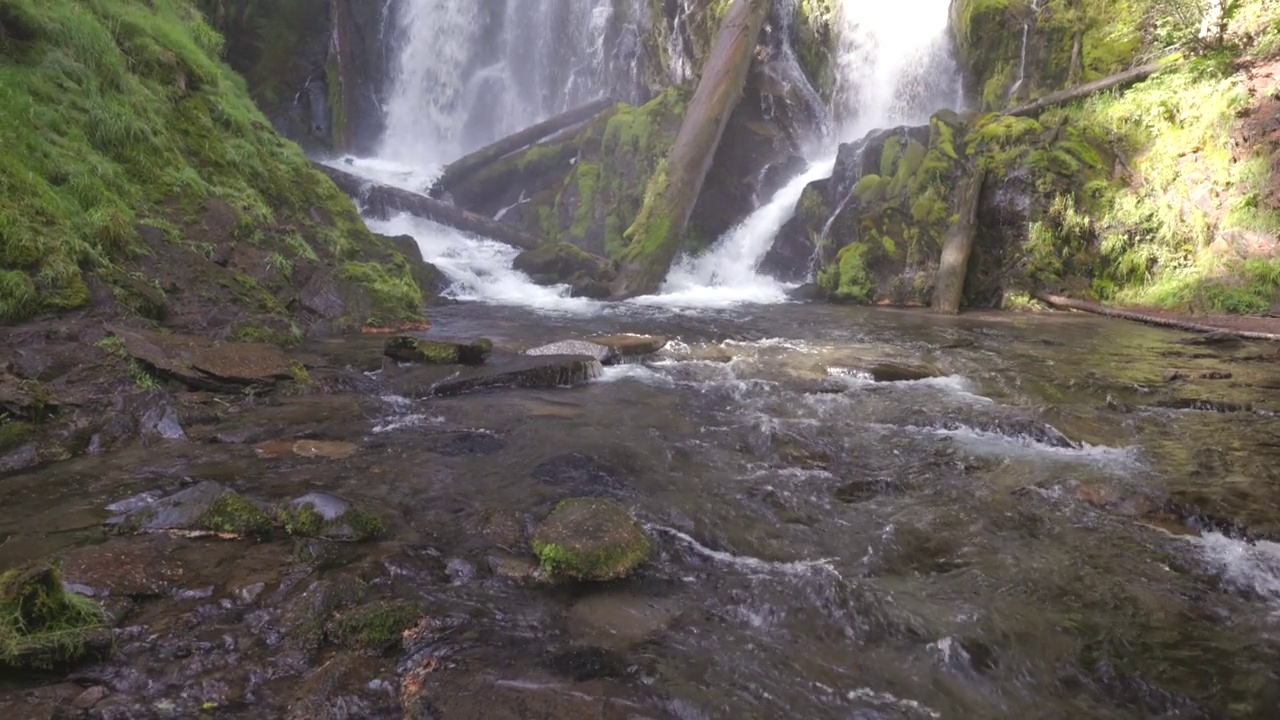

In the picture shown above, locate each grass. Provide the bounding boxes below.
[0,564,108,669]
[0,0,423,326]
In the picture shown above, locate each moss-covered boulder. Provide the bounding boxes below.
[0,563,109,669]
[513,243,617,300]
[325,599,423,654]
[105,480,273,538]
[277,492,384,542]
[532,498,650,581]
[384,336,493,366]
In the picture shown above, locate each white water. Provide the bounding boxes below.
[647,0,958,307]
[1008,0,1042,101]
[380,0,643,169]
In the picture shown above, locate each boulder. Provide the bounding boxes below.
[524,340,619,365]
[390,355,604,398]
[531,498,650,581]
[512,243,617,299]
[106,326,295,391]
[384,336,493,365]
[585,334,668,358]
[278,492,385,542]
[105,481,274,538]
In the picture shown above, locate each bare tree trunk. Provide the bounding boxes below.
[932,168,986,314]
[317,163,541,251]
[433,96,615,197]
[1006,62,1163,117]
[610,0,772,299]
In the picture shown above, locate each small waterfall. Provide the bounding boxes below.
[651,0,958,305]
[379,0,646,168]
[1008,0,1041,101]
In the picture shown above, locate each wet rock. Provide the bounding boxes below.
[586,334,668,358]
[106,326,295,390]
[446,558,476,584]
[326,600,423,654]
[487,552,542,582]
[834,478,902,504]
[288,653,390,720]
[72,685,109,709]
[234,582,267,605]
[532,453,631,498]
[418,430,503,457]
[392,355,604,398]
[478,508,530,550]
[532,498,650,581]
[566,593,681,650]
[866,362,941,383]
[60,536,187,598]
[279,492,385,542]
[933,416,1079,449]
[384,335,493,365]
[513,243,617,299]
[524,340,620,365]
[105,481,273,538]
[137,394,186,440]
[0,563,110,669]
[545,645,631,681]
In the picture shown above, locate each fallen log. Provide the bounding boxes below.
[933,167,986,314]
[1007,62,1164,117]
[611,0,772,299]
[448,138,579,210]
[433,96,615,196]
[316,162,541,251]
[1032,292,1280,341]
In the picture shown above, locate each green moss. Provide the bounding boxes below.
[277,503,326,537]
[853,175,888,203]
[531,498,650,581]
[327,600,422,653]
[0,420,37,453]
[0,563,108,669]
[337,260,424,327]
[200,493,273,537]
[821,243,874,301]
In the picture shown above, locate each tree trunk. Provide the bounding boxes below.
[610,0,772,299]
[316,163,541,251]
[433,96,615,197]
[1032,292,1280,341]
[447,138,579,210]
[1067,31,1084,85]
[1006,62,1164,118]
[932,168,986,314]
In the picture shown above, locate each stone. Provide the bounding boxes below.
[532,453,631,498]
[106,326,294,390]
[253,439,359,460]
[866,362,941,383]
[512,242,616,298]
[72,686,109,709]
[384,335,493,365]
[279,492,384,542]
[105,481,273,538]
[391,355,604,398]
[531,498,650,581]
[524,340,619,365]
[585,334,668,358]
[60,536,187,598]
[566,593,681,649]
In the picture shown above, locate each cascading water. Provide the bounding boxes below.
[1008,0,1042,100]
[380,0,646,169]
[649,0,958,306]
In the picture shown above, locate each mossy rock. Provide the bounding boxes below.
[513,243,616,298]
[531,498,650,581]
[0,563,109,669]
[200,493,275,537]
[326,599,423,654]
[383,336,493,366]
[277,492,385,542]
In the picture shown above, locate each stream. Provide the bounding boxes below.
[3,300,1280,718]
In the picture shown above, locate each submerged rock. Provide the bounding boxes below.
[106,326,295,390]
[532,453,632,497]
[392,355,603,397]
[384,336,493,365]
[532,498,650,581]
[524,340,620,365]
[866,362,942,383]
[278,492,385,542]
[0,563,109,669]
[325,600,423,654]
[586,334,668,358]
[253,438,359,460]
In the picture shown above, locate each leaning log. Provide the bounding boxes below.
[433,96,615,196]
[1006,62,1164,117]
[1032,292,1280,341]
[448,138,579,210]
[316,163,540,251]
[610,0,772,299]
[933,167,986,314]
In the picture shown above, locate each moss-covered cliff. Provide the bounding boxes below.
[0,0,425,332]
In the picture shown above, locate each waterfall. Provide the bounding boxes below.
[648,0,958,305]
[379,0,646,169]
[1008,0,1042,101]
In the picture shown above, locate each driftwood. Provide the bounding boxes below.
[611,0,772,298]
[448,139,579,210]
[1007,62,1164,118]
[1033,292,1280,341]
[433,96,615,196]
[933,168,986,314]
[316,162,540,251]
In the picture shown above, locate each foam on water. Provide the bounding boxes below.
[913,425,1144,468]
[653,525,838,577]
[1194,531,1280,604]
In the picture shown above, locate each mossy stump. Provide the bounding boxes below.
[532,498,650,581]
[384,336,493,365]
[0,563,109,669]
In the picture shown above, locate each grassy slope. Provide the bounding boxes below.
[0,0,421,326]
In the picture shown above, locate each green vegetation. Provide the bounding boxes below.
[0,0,422,326]
[327,600,422,653]
[276,502,385,542]
[200,493,274,536]
[531,498,651,581]
[0,563,108,669]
